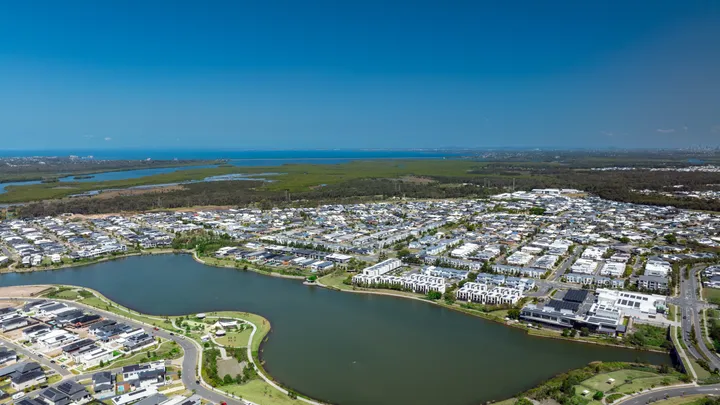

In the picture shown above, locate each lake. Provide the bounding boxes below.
[0,254,669,405]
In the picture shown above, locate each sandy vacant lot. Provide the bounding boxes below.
[0,285,52,298]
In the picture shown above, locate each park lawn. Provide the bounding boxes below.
[215,329,253,348]
[78,296,176,331]
[221,380,300,405]
[703,288,720,305]
[201,312,271,354]
[318,271,354,291]
[79,296,107,308]
[52,289,84,300]
[577,370,680,395]
[613,375,680,394]
[101,340,181,369]
[489,309,510,319]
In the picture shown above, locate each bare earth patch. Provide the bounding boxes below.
[217,357,246,379]
[0,285,52,297]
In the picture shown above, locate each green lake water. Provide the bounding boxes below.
[0,254,670,405]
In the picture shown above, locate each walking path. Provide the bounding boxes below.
[0,286,327,405]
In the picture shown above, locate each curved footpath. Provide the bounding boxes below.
[0,287,713,405]
[0,288,327,405]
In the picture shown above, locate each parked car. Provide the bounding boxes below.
[12,392,25,400]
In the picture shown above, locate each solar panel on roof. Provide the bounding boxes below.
[547,299,580,312]
[563,289,589,303]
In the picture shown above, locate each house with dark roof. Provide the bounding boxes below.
[38,387,71,405]
[16,398,47,405]
[56,380,91,403]
[133,393,167,405]
[10,362,45,390]
[0,348,17,366]
[92,371,115,396]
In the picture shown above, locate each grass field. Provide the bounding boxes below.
[100,340,181,369]
[703,288,720,305]
[192,311,271,354]
[214,329,253,348]
[221,380,300,405]
[574,369,681,396]
[318,270,354,290]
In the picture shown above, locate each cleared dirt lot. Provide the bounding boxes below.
[0,285,51,298]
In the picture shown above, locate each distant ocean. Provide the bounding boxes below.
[0,149,463,161]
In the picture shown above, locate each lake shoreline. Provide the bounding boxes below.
[0,250,667,354]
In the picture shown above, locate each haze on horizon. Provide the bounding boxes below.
[0,1,718,151]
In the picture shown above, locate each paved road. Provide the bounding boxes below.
[550,248,581,282]
[674,266,720,371]
[0,297,250,405]
[0,334,71,377]
[618,384,720,405]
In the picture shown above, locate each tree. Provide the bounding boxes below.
[396,248,411,258]
[223,374,233,385]
[515,398,533,405]
[507,308,520,319]
[593,391,604,400]
[664,234,677,244]
[426,291,442,300]
[580,327,590,337]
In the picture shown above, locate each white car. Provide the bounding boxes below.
[12,392,25,400]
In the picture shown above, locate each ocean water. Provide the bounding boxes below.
[0,149,461,160]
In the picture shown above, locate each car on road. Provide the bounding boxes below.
[61,365,66,369]
[50,360,56,363]
[12,392,25,400]
[154,327,159,331]
[170,332,175,336]
[196,379,200,384]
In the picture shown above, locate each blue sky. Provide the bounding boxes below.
[0,1,718,150]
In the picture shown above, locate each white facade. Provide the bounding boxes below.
[571,258,599,274]
[455,282,522,305]
[599,262,625,277]
[595,288,666,315]
[361,259,402,276]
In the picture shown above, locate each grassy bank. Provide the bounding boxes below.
[318,270,670,353]
[503,362,689,405]
[34,286,306,404]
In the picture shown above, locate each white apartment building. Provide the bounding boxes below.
[455,282,522,305]
[361,259,403,276]
[79,347,114,368]
[645,259,671,277]
[599,262,625,277]
[595,288,666,315]
[571,258,599,274]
